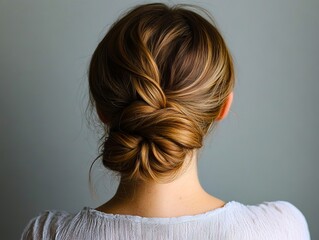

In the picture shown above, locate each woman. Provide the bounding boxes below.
[21,3,310,239]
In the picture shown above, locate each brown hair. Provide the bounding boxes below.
[88,3,235,184]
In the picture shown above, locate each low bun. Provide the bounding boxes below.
[102,101,203,183]
[88,3,235,183]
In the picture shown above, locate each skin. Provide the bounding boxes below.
[96,92,234,218]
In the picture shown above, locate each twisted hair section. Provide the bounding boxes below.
[88,3,235,183]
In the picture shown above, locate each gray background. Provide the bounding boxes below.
[1,0,318,239]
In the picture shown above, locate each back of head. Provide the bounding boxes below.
[89,3,235,184]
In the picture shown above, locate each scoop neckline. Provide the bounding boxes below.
[84,200,238,224]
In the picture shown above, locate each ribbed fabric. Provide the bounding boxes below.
[21,200,310,239]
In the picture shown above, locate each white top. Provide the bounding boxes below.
[21,200,310,240]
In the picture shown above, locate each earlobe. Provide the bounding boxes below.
[216,92,233,120]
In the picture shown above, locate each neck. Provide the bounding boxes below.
[96,150,226,217]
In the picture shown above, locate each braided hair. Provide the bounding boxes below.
[88,3,235,183]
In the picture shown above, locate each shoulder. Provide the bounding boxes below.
[20,209,77,240]
[224,200,310,240]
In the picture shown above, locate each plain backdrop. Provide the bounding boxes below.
[1,0,318,239]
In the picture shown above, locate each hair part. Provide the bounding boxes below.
[88,3,235,184]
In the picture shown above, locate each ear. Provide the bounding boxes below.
[216,92,233,121]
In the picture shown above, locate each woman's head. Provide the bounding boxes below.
[88,3,235,184]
